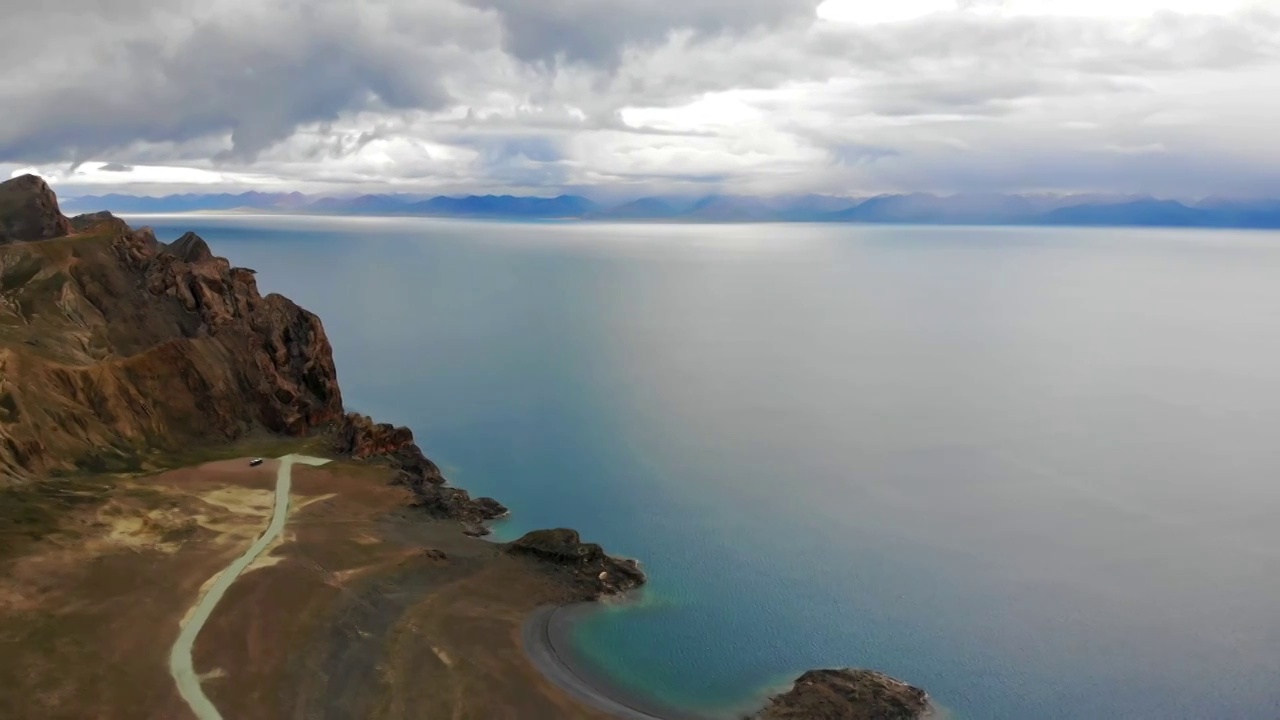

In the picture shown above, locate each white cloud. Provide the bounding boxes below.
[814,0,1272,24]
[13,162,273,187]
[982,0,1269,18]
[4,0,1280,197]
[1104,142,1168,154]
[816,0,957,24]
[619,92,767,132]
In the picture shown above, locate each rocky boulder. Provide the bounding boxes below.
[754,669,932,720]
[0,175,70,243]
[166,231,215,263]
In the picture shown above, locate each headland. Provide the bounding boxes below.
[0,174,932,719]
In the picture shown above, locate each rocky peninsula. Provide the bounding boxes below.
[0,174,932,719]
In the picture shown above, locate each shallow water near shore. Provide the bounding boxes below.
[132,215,1280,719]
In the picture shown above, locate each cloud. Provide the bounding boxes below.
[3,0,1280,197]
[464,0,822,66]
[1105,143,1168,155]
[0,1,492,162]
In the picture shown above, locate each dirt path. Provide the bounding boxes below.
[168,454,331,720]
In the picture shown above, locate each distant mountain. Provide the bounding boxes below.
[589,197,683,220]
[815,194,1280,228]
[306,194,417,214]
[824,193,1063,224]
[1188,198,1280,228]
[1036,199,1207,227]
[681,195,778,222]
[593,194,842,221]
[772,194,863,220]
[59,190,1280,228]
[406,194,598,218]
[1037,199,1280,228]
[62,191,308,214]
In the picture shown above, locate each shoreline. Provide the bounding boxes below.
[521,603,721,720]
[0,180,932,719]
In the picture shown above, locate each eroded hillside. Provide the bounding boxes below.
[0,175,342,477]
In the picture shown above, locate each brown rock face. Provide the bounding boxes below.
[0,178,343,476]
[506,528,646,599]
[335,412,508,529]
[754,668,932,720]
[0,175,71,243]
[335,412,422,463]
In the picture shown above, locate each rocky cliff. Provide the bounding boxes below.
[335,412,509,531]
[754,668,932,720]
[0,175,343,477]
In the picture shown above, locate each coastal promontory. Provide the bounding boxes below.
[0,174,931,720]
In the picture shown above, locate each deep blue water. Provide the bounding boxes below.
[132,215,1280,719]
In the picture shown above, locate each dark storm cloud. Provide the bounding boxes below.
[0,1,488,162]
[464,0,822,66]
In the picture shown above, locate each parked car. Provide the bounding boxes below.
[249,458,264,467]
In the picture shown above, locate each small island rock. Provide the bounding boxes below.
[754,668,932,720]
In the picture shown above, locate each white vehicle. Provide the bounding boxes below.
[249,458,264,467]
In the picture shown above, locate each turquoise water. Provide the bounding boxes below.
[133,215,1280,719]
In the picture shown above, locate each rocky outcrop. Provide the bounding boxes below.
[414,485,509,533]
[166,232,215,263]
[335,412,508,530]
[0,178,343,476]
[335,412,425,465]
[754,669,932,720]
[69,211,130,236]
[506,528,646,599]
[0,175,70,244]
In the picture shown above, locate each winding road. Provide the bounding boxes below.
[168,454,331,720]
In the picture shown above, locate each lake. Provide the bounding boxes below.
[130,215,1280,719]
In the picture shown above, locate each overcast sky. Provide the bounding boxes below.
[3,0,1279,198]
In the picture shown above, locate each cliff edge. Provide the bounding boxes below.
[0,175,342,477]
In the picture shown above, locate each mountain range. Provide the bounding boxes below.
[59,191,1280,228]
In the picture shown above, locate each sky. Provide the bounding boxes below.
[2,0,1279,199]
